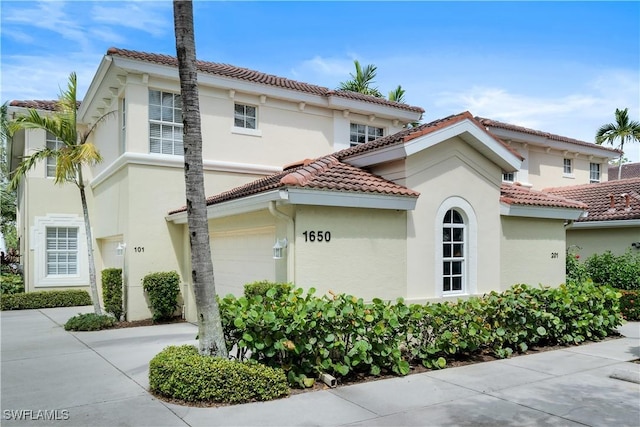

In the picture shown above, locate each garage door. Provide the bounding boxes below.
[210,226,276,297]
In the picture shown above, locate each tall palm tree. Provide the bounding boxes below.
[173,0,228,357]
[8,73,105,314]
[388,85,406,104]
[596,108,640,180]
[1,103,17,251]
[338,60,383,98]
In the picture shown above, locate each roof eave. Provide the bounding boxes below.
[567,218,640,229]
[500,203,585,220]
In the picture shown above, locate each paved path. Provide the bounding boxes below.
[1,306,639,426]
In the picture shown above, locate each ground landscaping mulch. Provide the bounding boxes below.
[109,316,186,329]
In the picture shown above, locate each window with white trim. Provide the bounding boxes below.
[149,89,183,155]
[442,209,465,293]
[563,158,573,176]
[590,163,601,183]
[234,103,257,129]
[46,132,63,178]
[502,171,515,182]
[46,227,78,276]
[350,123,383,146]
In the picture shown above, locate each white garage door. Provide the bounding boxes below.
[210,226,276,297]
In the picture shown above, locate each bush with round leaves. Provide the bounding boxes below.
[149,345,289,404]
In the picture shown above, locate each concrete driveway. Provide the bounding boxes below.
[1,306,639,426]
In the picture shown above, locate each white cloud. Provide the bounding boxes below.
[91,2,172,38]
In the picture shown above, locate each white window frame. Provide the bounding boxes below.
[31,214,88,287]
[46,227,78,276]
[563,158,573,177]
[46,132,63,178]
[232,103,262,137]
[502,171,516,182]
[149,89,183,155]
[350,123,384,146]
[434,197,477,297]
[590,162,601,183]
[442,209,465,294]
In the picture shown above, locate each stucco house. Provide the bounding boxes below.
[7,47,634,322]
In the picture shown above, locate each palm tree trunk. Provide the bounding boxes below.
[173,0,228,357]
[77,167,101,315]
[618,138,624,180]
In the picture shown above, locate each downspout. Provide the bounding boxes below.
[268,201,295,284]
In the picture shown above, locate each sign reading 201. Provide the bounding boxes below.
[302,231,331,242]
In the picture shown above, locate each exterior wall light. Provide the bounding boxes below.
[116,242,127,256]
[273,238,288,259]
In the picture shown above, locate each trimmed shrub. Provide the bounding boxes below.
[244,280,292,299]
[586,250,640,290]
[64,313,116,331]
[1,290,92,310]
[619,290,640,321]
[142,271,181,321]
[566,247,588,284]
[149,345,289,404]
[102,268,123,320]
[0,272,24,295]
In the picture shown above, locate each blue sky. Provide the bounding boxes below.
[2,1,639,161]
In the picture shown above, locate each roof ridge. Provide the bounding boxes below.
[280,156,340,186]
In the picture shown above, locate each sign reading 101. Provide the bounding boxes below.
[302,230,331,242]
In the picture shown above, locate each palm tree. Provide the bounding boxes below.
[596,108,640,180]
[338,60,383,98]
[173,0,228,357]
[1,103,18,250]
[8,73,105,314]
[388,85,406,104]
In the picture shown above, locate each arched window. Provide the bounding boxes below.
[442,209,465,293]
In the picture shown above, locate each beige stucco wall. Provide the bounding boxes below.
[293,205,407,301]
[566,227,640,258]
[501,216,567,289]
[398,137,503,302]
[526,147,608,189]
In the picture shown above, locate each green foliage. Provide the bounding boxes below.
[1,289,91,310]
[618,290,640,321]
[142,271,181,321]
[220,282,623,387]
[64,313,116,331]
[244,280,292,299]
[585,250,640,290]
[1,272,24,295]
[149,345,289,404]
[566,247,589,284]
[102,268,123,320]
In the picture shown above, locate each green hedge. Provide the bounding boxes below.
[219,282,622,387]
[142,271,181,321]
[102,268,123,320]
[1,290,92,310]
[585,250,640,290]
[0,272,24,295]
[65,313,116,331]
[619,290,640,321]
[244,280,292,299]
[149,345,289,404]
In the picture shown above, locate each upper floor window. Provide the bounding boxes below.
[350,123,383,146]
[590,163,601,183]
[234,103,257,129]
[502,171,515,182]
[563,158,573,176]
[442,209,465,294]
[149,90,183,155]
[46,132,63,178]
[46,227,78,276]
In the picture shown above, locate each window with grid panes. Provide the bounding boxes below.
[502,171,515,182]
[46,132,63,178]
[149,90,183,155]
[234,103,257,129]
[442,209,465,293]
[590,163,601,183]
[563,158,573,175]
[350,123,383,146]
[46,227,78,275]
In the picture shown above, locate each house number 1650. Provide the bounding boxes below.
[302,231,331,242]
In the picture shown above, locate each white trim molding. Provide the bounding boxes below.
[500,203,585,220]
[566,219,640,229]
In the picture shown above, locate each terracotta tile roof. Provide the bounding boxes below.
[545,178,640,222]
[168,155,419,214]
[336,111,523,161]
[608,162,640,180]
[9,100,81,111]
[475,116,621,155]
[500,183,587,210]
[107,47,424,114]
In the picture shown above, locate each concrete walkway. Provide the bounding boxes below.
[1,306,639,427]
